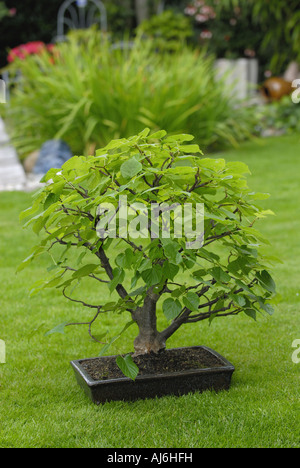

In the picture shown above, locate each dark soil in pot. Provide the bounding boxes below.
[71,346,235,403]
[81,347,223,381]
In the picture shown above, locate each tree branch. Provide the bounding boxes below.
[62,266,109,283]
[96,245,130,301]
[160,277,255,341]
[62,287,101,309]
[185,307,242,323]
[65,309,105,343]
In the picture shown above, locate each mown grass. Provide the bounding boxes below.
[0,134,299,448]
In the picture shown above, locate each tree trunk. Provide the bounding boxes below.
[135,0,149,25]
[133,290,166,355]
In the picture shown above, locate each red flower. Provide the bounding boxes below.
[7,41,53,63]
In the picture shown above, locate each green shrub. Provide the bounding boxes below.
[193,0,300,75]
[136,10,194,52]
[0,1,8,21]
[5,29,254,160]
[256,97,300,135]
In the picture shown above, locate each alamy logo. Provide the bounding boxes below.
[292,339,300,364]
[96,196,205,249]
[0,339,5,363]
[0,79,6,104]
[291,79,300,104]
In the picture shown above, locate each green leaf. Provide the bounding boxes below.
[32,212,49,235]
[116,354,139,381]
[210,267,231,284]
[162,240,181,264]
[77,251,87,265]
[102,138,128,151]
[165,134,195,143]
[16,247,45,273]
[179,144,202,154]
[138,128,151,139]
[235,279,253,295]
[120,157,143,179]
[115,249,135,269]
[99,336,120,356]
[260,302,274,316]
[226,161,251,175]
[44,192,59,210]
[256,270,276,294]
[43,275,64,289]
[72,264,99,279]
[192,269,207,280]
[148,130,167,139]
[45,322,69,336]
[129,286,147,297]
[227,257,249,276]
[183,292,200,311]
[231,294,246,308]
[244,309,257,321]
[162,261,179,281]
[171,285,186,298]
[108,268,125,293]
[163,298,182,321]
[256,297,275,316]
[141,265,163,286]
[19,202,40,221]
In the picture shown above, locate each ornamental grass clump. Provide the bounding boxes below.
[19,129,276,379]
[5,29,254,160]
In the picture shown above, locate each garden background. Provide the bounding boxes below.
[0,0,299,448]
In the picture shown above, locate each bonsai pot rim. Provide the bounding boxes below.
[70,346,235,404]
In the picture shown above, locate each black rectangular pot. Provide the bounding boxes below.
[70,346,235,404]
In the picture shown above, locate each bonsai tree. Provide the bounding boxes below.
[19,129,276,376]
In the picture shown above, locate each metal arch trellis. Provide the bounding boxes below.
[57,0,107,41]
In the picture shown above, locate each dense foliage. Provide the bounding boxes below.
[4,29,254,160]
[192,0,300,76]
[257,97,300,136]
[1,0,299,76]
[136,10,194,52]
[0,0,136,67]
[19,129,276,376]
[185,0,263,60]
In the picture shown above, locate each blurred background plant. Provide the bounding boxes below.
[0,1,8,20]
[3,28,255,160]
[184,0,262,60]
[248,0,300,77]
[184,0,300,78]
[256,96,300,136]
[136,9,194,52]
[1,0,300,77]
[1,0,300,169]
[0,1,16,21]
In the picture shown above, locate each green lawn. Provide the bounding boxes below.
[0,134,299,448]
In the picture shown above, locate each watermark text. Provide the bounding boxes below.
[96,196,204,249]
[0,339,5,363]
[291,79,300,104]
[0,79,6,104]
[292,339,300,364]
